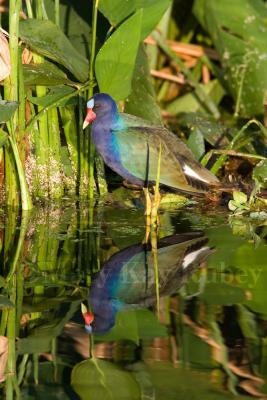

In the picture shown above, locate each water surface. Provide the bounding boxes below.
[0,196,266,399]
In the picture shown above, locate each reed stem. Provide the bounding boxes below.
[87,0,100,199]
[55,0,60,27]
[8,136,32,210]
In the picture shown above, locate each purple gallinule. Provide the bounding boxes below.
[83,93,221,196]
[82,232,213,334]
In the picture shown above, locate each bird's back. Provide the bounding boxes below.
[111,113,220,194]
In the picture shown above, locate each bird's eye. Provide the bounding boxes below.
[94,103,100,109]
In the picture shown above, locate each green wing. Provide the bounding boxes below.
[114,125,203,193]
[114,113,220,192]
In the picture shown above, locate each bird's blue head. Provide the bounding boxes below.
[83,93,118,129]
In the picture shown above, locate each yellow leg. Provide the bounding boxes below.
[143,188,152,243]
[143,187,152,224]
[151,186,161,227]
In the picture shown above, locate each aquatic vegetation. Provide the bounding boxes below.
[0,1,266,399]
[0,0,265,209]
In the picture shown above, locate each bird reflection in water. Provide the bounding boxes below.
[82,232,214,334]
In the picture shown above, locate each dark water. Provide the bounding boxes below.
[0,193,266,399]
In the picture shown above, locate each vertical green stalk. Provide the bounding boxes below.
[6,0,32,209]
[5,211,29,397]
[87,0,100,199]
[55,0,60,27]
[25,0,33,18]
[18,354,29,385]
[47,108,64,199]
[6,211,29,282]
[151,141,161,227]
[78,97,88,196]
[60,106,79,194]
[8,136,32,210]
[8,0,20,131]
[18,47,25,142]
[6,293,17,400]
[88,0,99,98]
[32,1,50,198]
[4,0,20,207]
[151,231,160,318]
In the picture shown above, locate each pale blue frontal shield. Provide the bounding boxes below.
[87,98,94,108]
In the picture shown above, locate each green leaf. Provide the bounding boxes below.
[228,200,238,211]
[125,44,162,125]
[94,309,167,343]
[95,10,143,100]
[0,100,19,123]
[28,86,76,108]
[139,0,171,39]
[233,191,247,205]
[23,63,72,86]
[187,130,205,160]
[19,19,89,82]
[71,358,140,400]
[194,0,267,117]
[44,0,95,60]
[99,0,136,26]
[178,113,230,147]
[200,282,246,305]
[206,225,267,315]
[99,0,171,39]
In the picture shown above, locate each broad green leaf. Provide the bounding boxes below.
[187,130,205,160]
[206,225,267,315]
[178,113,230,147]
[139,0,171,39]
[44,0,95,60]
[94,309,167,343]
[28,86,76,108]
[228,200,238,212]
[0,100,19,123]
[95,10,142,100]
[0,128,8,148]
[165,80,225,115]
[194,0,267,116]
[99,0,135,26]
[23,63,72,86]
[199,282,246,305]
[71,358,140,400]
[125,45,162,125]
[19,19,89,82]
[99,0,171,39]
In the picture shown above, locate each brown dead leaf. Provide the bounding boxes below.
[239,379,267,398]
[0,336,8,382]
[0,31,10,81]
[22,47,32,65]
